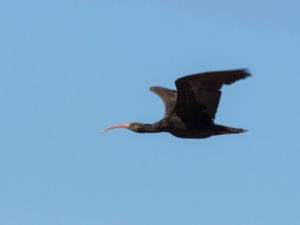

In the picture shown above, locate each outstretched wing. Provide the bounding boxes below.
[150,86,177,117]
[174,69,250,124]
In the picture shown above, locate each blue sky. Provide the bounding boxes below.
[1,0,300,225]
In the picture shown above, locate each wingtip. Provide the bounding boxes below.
[241,128,248,133]
[149,86,165,92]
[228,68,251,82]
[149,86,156,92]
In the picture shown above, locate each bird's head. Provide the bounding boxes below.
[102,122,144,133]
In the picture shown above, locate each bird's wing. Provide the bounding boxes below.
[150,86,177,116]
[174,69,250,123]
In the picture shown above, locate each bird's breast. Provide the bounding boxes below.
[165,117,212,139]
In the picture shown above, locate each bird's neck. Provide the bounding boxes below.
[133,122,163,133]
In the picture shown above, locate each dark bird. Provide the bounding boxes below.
[103,69,250,139]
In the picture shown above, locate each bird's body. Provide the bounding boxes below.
[103,69,250,139]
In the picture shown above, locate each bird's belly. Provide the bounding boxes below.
[169,128,212,139]
[165,117,212,139]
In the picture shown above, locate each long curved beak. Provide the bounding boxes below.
[102,124,130,133]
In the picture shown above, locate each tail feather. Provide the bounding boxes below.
[227,127,247,134]
[214,125,247,135]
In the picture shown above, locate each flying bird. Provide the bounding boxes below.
[103,69,250,139]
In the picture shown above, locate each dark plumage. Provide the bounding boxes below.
[103,69,250,139]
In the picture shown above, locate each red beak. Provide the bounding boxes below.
[102,124,130,133]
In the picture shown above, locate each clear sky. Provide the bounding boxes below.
[1,0,300,225]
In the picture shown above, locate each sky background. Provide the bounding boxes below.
[1,0,300,225]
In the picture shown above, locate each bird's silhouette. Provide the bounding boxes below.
[103,69,250,139]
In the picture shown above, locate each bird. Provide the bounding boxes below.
[103,69,250,139]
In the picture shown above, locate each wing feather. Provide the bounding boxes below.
[174,69,250,124]
[150,86,177,117]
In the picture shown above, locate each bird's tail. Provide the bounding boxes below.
[226,127,247,134]
[214,125,247,135]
